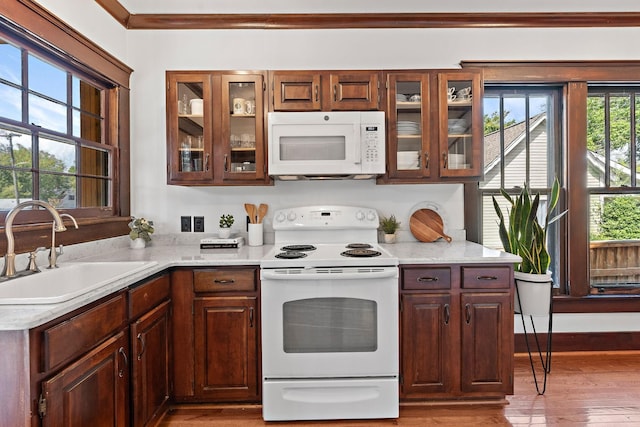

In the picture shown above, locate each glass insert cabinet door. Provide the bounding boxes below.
[387,73,431,179]
[166,72,212,183]
[438,72,483,178]
[220,74,265,181]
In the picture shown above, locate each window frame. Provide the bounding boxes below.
[0,3,132,254]
[463,61,640,314]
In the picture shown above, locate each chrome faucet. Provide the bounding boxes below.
[49,213,78,269]
[2,200,66,278]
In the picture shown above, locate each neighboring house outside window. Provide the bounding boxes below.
[479,87,564,287]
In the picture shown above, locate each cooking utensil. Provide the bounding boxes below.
[409,208,452,243]
[257,203,268,224]
[244,203,256,224]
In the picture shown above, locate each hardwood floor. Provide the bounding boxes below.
[158,351,640,426]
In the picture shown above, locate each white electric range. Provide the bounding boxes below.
[260,205,399,422]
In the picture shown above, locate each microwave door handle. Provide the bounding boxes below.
[353,124,361,164]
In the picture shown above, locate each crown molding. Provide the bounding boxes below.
[94,1,640,30]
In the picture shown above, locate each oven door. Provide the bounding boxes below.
[261,266,399,379]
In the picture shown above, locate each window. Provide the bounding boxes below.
[0,37,111,212]
[0,2,132,252]
[479,86,564,285]
[587,87,640,293]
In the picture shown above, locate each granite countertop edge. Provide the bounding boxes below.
[0,240,519,331]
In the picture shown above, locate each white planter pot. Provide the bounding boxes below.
[383,233,397,244]
[130,238,146,249]
[218,227,231,238]
[514,271,553,316]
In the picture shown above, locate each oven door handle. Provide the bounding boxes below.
[261,269,398,280]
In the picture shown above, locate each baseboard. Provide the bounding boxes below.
[515,331,640,352]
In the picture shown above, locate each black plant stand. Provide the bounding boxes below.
[515,280,553,395]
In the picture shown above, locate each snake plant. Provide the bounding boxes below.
[492,178,566,274]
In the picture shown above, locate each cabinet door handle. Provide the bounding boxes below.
[205,153,210,171]
[465,303,471,324]
[444,303,450,325]
[333,85,337,101]
[315,85,319,102]
[442,152,448,169]
[136,332,146,361]
[118,347,128,378]
[224,154,228,172]
[249,307,254,328]
[424,152,429,169]
[214,279,235,284]
[417,276,438,282]
[477,275,498,281]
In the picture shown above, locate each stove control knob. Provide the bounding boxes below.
[366,210,377,221]
[287,212,297,222]
[355,210,365,221]
[275,212,286,223]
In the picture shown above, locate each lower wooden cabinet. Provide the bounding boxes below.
[400,264,514,401]
[130,300,171,426]
[129,274,172,427]
[40,330,130,427]
[194,296,259,400]
[171,267,261,403]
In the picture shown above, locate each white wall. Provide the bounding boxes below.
[29,1,640,333]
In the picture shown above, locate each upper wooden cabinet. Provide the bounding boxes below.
[270,70,381,111]
[437,71,483,179]
[381,69,483,184]
[166,71,270,186]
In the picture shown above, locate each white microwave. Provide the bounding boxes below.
[267,111,386,180]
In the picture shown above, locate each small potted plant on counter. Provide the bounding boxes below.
[380,214,401,244]
[219,214,234,238]
[129,216,154,249]
[493,178,566,315]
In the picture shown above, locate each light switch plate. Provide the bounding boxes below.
[181,216,191,232]
[194,216,204,232]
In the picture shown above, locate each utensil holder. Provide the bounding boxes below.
[248,223,263,246]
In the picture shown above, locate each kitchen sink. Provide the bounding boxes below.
[0,261,158,305]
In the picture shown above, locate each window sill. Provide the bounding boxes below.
[553,294,640,313]
[0,217,130,255]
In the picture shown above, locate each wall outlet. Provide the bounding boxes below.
[194,216,205,232]
[181,216,192,232]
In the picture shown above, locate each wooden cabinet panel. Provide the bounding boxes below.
[272,72,321,111]
[40,330,129,427]
[194,296,259,401]
[329,72,380,110]
[402,266,451,290]
[462,266,512,290]
[131,300,171,427]
[194,268,257,293]
[460,292,513,394]
[42,293,127,372]
[129,274,170,319]
[401,293,454,397]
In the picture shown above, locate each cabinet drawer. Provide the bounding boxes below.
[129,274,170,319]
[402,267,451,290]
[194,268,257,293]
[461,266,512,289]
[42,293,127,372]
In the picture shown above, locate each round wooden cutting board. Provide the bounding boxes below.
[409,209,453,243]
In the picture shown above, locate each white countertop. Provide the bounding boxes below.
[0,239,518,331]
